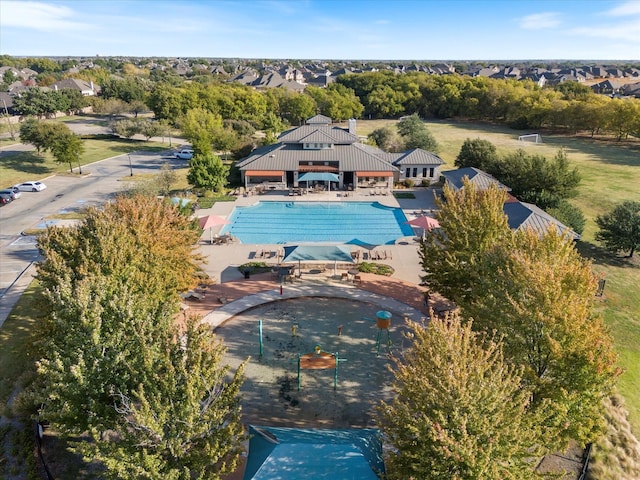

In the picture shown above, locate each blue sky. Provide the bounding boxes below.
[1,0,639,60]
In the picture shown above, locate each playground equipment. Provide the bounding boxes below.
[363,310,393,356]
[298,345,340,391]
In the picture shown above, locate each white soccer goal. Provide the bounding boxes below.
[518,133,542,144]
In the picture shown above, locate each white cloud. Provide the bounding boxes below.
[0,1,92,31]
[517,12,562,30]
[570,18,640,43]
[604,1,640,17]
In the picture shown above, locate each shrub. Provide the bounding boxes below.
[357,262,394,276]
[403,179,414,188]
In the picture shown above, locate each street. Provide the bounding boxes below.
[0,146,183,325]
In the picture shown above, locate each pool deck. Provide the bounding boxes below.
[188,187,455,326]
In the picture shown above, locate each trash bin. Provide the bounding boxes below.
[244,270,251,279]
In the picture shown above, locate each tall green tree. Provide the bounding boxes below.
[377,315,544,480]
[82,318,246,480]
[455,138,498,170]
[489,148,580,209]
[50,129,84,173]
[595,200,640,258]
[180,108,224,155]
[187,153,229,192]
[421,182,619,448]
[397,113,439,152]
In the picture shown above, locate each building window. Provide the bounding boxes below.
[429,167,434,177]
[405,168,410,178]
[422,168,427,177]
[412,168,418,177]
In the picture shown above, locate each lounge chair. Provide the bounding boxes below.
[341,272,349,281]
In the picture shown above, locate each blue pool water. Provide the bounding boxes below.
[220,201,413,245]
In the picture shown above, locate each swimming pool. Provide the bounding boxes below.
[220,201,413,245]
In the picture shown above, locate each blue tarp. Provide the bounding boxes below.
[297,172,340,183]
[243,426,385,480]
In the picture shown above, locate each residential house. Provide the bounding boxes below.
[590,79,624,95]
[236,116,444,191]
[50,78,100,96]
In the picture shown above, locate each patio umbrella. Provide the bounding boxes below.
[405,215,440,239]
[198,215,231,243]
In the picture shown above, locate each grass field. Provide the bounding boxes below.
[0,136,170,188]
[355,118,640,434]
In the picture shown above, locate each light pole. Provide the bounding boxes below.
[128,153,133,176]
[77,155,82,174]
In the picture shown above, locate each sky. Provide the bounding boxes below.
[1,0,639,60]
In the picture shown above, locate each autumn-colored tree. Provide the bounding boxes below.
[462,228,620,448]
[419,179,511,302]
[377,314,544,480]
[421,183,620,449]
[32,195,245,476]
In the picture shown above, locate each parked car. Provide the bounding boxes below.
[9,186,23,198]
[0,188,20,200]
[14,181,47,192]
[0,192,13,204]
[175,149,194,160]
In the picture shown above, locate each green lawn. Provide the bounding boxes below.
[0,136,171,188]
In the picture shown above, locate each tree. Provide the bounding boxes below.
[547,200,585,235]
[81,318,246,480]
[33,195,245,477]
[12,87,61,118]
[455,138,498,170]
[180,108,224,156]
[187,153,229,192]
[112,118,141,139]
[419,179,511,302]
[595,201,640,257]
[463,228,620,447]
[50,130,84,173]
[489,148,580,209]
[397,114,439,152]
[368,126,401,151]
[139,119,163,141]
[377,314,543,480]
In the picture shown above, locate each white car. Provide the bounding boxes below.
[14,181,47,192]
[175,149,194,160]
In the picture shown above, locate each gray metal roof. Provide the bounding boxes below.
[392,148,445,166]
[237,142,397,172]
[441,167,510,191]
[306,114,332,124]
[503,201,580,240]
[278,124,359,145]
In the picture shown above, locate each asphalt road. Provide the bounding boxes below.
[0,146,186,326]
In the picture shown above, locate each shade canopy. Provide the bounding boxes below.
[297,172,340,183]
[405,215,440,231]
[282,245,354,264]
[243,426,384,480]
